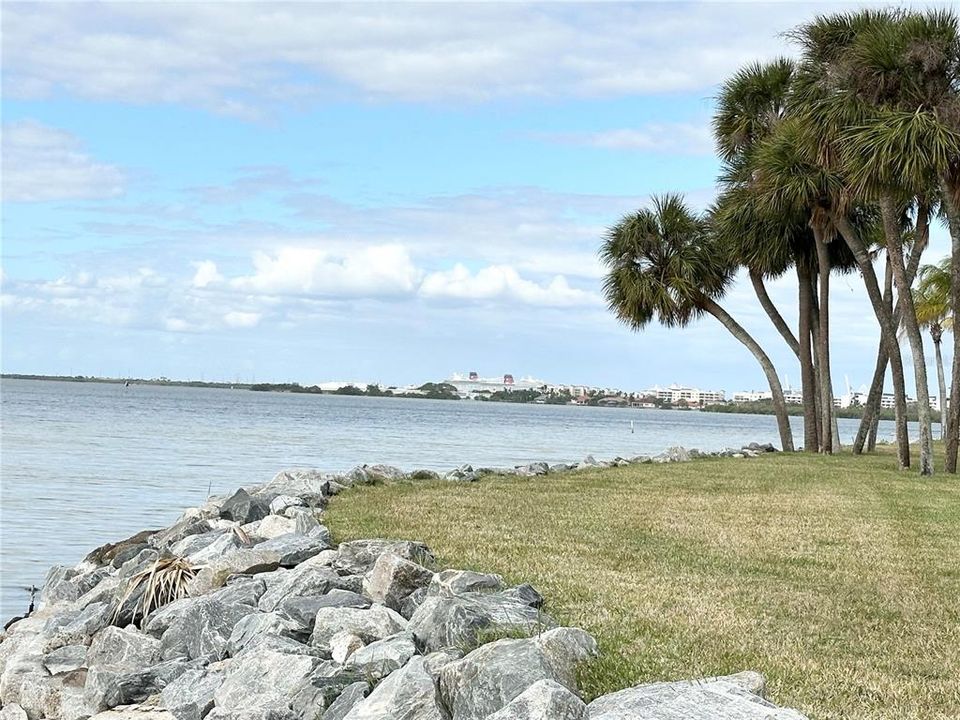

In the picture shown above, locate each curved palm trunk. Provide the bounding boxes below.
[698,295,794,452]
[833,212,911,470]
[797,263,819,452]
[856,257,894,454]
[931,326,949,441]
[809,286,824,447]
[880,196,934,476]
[942,178,960,473]
[750,269,800,358]
[813,228,835,454]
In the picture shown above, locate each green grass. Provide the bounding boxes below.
[326,449,960,720]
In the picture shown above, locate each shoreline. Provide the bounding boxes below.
[0,448,806,720]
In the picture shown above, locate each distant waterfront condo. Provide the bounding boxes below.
[643,384,725,407]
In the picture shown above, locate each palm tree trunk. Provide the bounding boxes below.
[797,262,819,453]
[932,327,949,441]
[855,256,893,454]
[880,196,935,476]
[941,178,960,473]
[813,227,834,454]
[832,212,911,470]
[698,295,795,451]
[809,285,824,447]
[750,269,800,358]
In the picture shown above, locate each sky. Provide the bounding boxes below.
[0,1,953,395]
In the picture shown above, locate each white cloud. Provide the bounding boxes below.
[230,244,422,298]
[191,260,223,288]
[0,2,885,112]
[1,120,126,202]
[223,311,262,328]
[541,123,715,156]
[419,264,601,308]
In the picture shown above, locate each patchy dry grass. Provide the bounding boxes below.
[326,449,960,720]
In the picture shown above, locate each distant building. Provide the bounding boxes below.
[643,384,725,407]
[445,372,543,398]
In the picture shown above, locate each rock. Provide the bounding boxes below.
[439,627,597,720]
[213,648,319,712]
[255,533,329,567]
[515,462,549,477]
[86,658,194,710]
[502,584,544,609]
[87,626,161,670]
[288,662,367,716]
[310,606,407,658]
[255,516,296,540]
[443,464,479,482]
[227,612,300,656]
[160,667,224,720]
[408,590,553,653]
[364,465,406,482]
[585,671,808,719]
[269,495,306,515]
[183,532,241,566]
[219,489,269,524]
[277,591,371,632]
[362,553,435,611]
[421,648,463,680]
[486,680,586,720]
[578,455,600,468]
[0,704,28,720]
[188,549,282,595]
[45,601,113,649]
[88,710,175,720]
[341,656,446,720]
[652,446,691,463]
[42,644,88,674]
[321,681,369,720]
[258,565,343,612]
[407,469,440,481]
[84,530,158,568]
[41,565,82,606]
[345,632,416,682]
[329,632,365,664]
[429,570,504,597]
[399,587,428,619]
[256,470,331,503]
[335,540,435,577]
[149,594,258,662]
[549,463,574,473]
[151,518,212,550]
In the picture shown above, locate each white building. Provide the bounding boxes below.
[445,372,545,399]
[643,384,725,406]
[734,388,803,404]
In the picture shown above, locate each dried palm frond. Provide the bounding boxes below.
[231,524,253,546]
[113,556,198,627]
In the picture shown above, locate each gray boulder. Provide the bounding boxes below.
[443,464,479,482]
[227,612,301,655]
[585,671,808,719]
[258,565,343,612]
[428,570,504,597]
[256,469,332,503]
[219,489,269,524]
[213,648,319,712]
[652,446,691,464]
[277,591,370,633]
[345,632,416,681]
[408,590,553,653]
[341,656,446,720]
[188,549,282,595]
[321,681,369,720]
[334,540,434,577]
[148,594,259,662]
[514,463,549,477]
[42,644,87,675]
[486,680,586,720]
[363,553,435,611]
[256,533,330,567]
[269,495,306,515]
[87,626,161,670]
[439,628,597,720]
[310,606,408,657]
[160,667,224,720]
[256,516,296,540]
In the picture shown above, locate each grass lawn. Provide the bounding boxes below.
[326,449,960,720]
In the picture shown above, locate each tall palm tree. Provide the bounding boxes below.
[713,59,819,452]
[600,195,795,451]
[914,259,954,439]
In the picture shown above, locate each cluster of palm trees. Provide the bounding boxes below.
[601,8,959,474]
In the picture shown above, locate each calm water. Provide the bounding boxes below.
[0,378,911,618]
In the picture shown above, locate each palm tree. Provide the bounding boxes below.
[914,259,954,439]
[713,59,820,453]
[600,195,795,451]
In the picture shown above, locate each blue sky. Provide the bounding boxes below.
[1,2,952,394]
